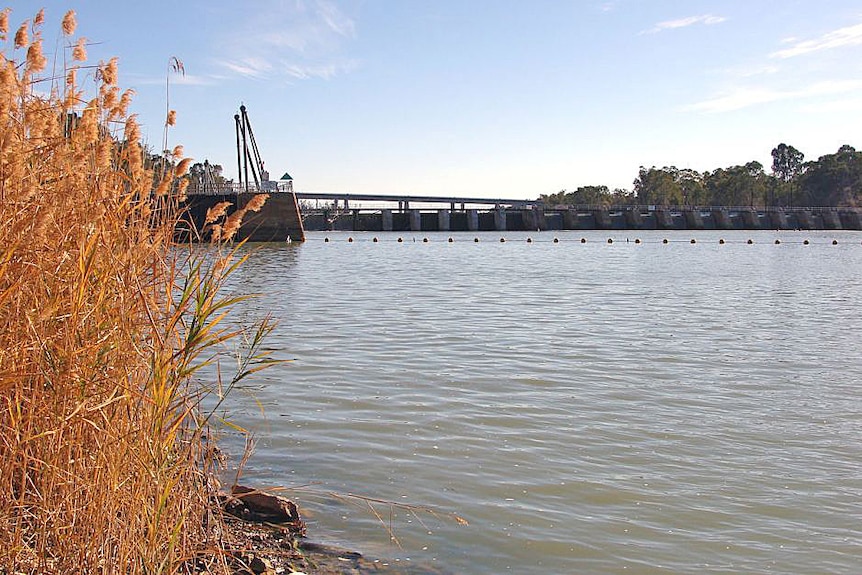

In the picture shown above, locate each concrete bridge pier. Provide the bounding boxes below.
[796,210,813,229]
[381,209,393,232]
[409,209,422,231]
[683,209,704,230]
[768,209,788,230]
[494,208,507,231]
[624,208,643,229]
[467,209,479,231]
[438,209,451,232]
[741,209,760,229]
[712,209,733,230]
[562,209,579,230]
[840,210,862,230]
[593,208,612,229]
[655,209,674,230]
[522,207,547,231]
[821,210,842,230]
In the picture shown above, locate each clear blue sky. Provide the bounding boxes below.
[10,1,862,199]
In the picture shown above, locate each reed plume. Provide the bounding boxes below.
[61,9,75,35]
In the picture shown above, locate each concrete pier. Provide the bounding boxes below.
[768,209,788,229]
[840,210,862,230]
[409,209,422,232]
[684,209,705,230]
[796,210,813,229]
[494,208,507,231]
[437,209,450,232]
[655,209,674,230]
[741,209,760,229]
[625,208,643,229]
[820,210,842,230]
[712,209,733,230]
[593,209,612,229]
[467,209,479,231]
[183,192,305,241]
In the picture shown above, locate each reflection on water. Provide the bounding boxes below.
[216,230,862,574]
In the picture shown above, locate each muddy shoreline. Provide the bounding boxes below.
[220,487,451,575]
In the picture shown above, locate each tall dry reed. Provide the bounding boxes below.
[0,9,272,573]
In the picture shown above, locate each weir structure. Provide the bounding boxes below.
[293,193,862,232]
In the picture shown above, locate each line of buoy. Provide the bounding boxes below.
[324,237,850,245]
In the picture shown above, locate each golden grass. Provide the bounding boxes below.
[0,9,273,573]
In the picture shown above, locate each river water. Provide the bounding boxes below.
[216,230,862,574]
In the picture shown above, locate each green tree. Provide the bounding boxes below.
[538,189,572,206]
[704,163,767,206]
[539,185,616,207]
[771,143,805,206]
[798,145,862,206]
[677,168,706,206]
[771,143,805,182]
[633,166,684,206]
[572,185,612,206]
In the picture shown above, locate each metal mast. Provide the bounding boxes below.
[234,104,267,192]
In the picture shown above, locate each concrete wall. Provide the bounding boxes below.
[184,192,305,242]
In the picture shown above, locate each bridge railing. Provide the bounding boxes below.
[186,181,294,195]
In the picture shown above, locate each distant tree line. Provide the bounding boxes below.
[539,143,862,208]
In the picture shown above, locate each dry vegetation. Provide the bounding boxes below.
[0,9,273,573]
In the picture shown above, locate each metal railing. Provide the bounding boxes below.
[186,180,294,196]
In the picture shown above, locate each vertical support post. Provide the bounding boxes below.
[467,209,479,231]
[381,209,393,231]
[438,209,451,231]
[409,209,422,231]
[494,208,507,231]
